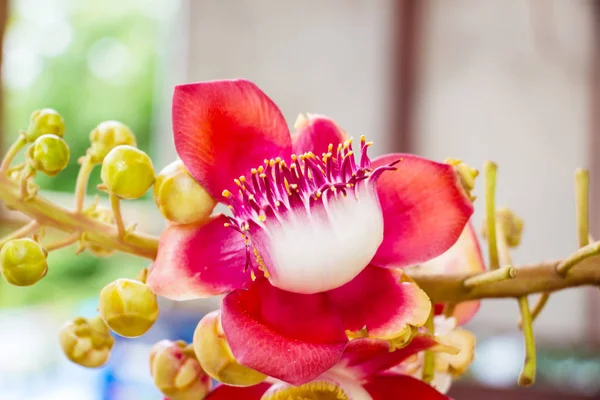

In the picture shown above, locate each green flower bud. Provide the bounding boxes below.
[99,278,159,338]
[27,134,70,176]
[59,316,115,368]
[89,121,137,164]
[154,160,216,224]
[0,238,48,286]
[25,108,65,142]
[100,145,155,199]
[150,340,211,400]
[83,206,115,257]
[193,310,266,386]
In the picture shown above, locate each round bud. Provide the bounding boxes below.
[193,310,266,386]
[27,134,70,176]
[99,278,159,337]
[82,206,115,257]
[154,160,216,224]
[150,340,211,400]
[59,316,115,368]
[100,145,155,199]
[89,121,137,164]
[0,238,48,286]
[25,109,65,142]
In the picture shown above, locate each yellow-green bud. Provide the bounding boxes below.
[150,340,211,400]
[59,316,115,368]
[446,158,478,202]
[193,310,266,386]
[99,278,159,338]
[27,134,70,176]
[89,121,137,164]
[25,108,65,142]
[154,160,216,225]
[100,145,155,199]
[82,207,115,257]
[0,238,48,286]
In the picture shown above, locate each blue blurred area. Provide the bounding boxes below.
[0,298,204,400]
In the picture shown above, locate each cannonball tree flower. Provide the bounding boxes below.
[203,333,451,400]
[147,79,474,384]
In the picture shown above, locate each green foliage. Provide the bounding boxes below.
[4,0,158,194]
[1,0,159,306]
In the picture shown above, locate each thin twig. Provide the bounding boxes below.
[575,168,590,248]
[110,193,125,238]
[557,241,600,276]
[422,310,435,384]
[519,293,550,329]
[463,266,517,289]
[74,154,96,212]
[484,161,499,270]
[0,220,38,249]
[44,232,80,252]
[0,135,26,174]
[517,296,536,386]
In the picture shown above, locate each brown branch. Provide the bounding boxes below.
[0,174,158,259]
[411,249,600,302]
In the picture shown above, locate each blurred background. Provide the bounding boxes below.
[0,0,599,399]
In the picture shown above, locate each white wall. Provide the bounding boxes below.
[177,0,595,341]
[416,0,594,342]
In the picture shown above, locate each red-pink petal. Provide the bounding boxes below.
[292,114,347,156]
[328,266,431,339]
[147,215,250,300]
[205,382,272,400]
[173,80,292,199]
[364,374,451,400]
[336,336,437,380]
[370,154,473,269]
[420,222,485,325]
[221,279,348,385]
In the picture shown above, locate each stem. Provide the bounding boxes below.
[575,168,589,248]
[422,310,435,384]
[410,241,600,302]
[0,220,38,249]
[517,296,536,386]
[0,172,158,259]
[0,135,26,173]
[463,266,517,289]
[44,233,80,252]
[484,161,499,270]
[74,155,96,212]
[556,241,600,276]
[519,293,550,328]
[110,193,125,237]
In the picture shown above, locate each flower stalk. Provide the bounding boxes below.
[421,310,435,384]
[74,154,95,212]
[484,161,499,270]
[0,134,27,173]
[462,266,517,289]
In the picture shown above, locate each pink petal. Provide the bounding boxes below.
[221,279,348,385]
[364,375,451,400]
[206,382,272,400]
[292,114,347,156]
[420,222,485,325]
[328,266,431,339]
[369,154,473,269]
[336,336,437,380]
[173,80,292,199]
[147,215,250,300]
